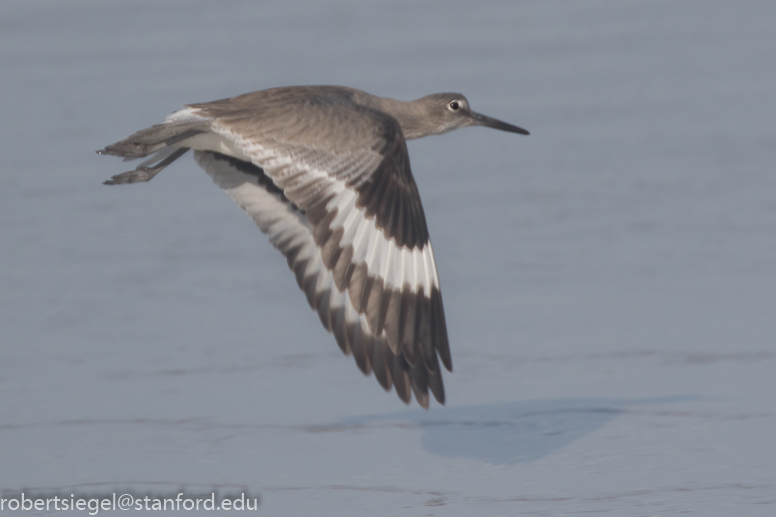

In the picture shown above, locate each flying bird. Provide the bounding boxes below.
[99,85,528,407]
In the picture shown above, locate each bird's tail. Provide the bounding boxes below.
[98,113,210,185]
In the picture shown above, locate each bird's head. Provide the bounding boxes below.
[411,92,530,138]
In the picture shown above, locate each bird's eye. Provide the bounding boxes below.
[448,100,461,111]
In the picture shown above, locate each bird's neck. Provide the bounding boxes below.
[355,94,437,140]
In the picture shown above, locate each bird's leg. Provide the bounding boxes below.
[101,147,189,185]
[103,168,161,185]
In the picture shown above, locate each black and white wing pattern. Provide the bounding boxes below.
[195,151,445,406]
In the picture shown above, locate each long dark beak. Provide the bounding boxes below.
[471,111,529,135]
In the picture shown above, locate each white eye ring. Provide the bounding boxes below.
[448,100,462,111]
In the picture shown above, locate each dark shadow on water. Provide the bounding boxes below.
[341,395,698,464]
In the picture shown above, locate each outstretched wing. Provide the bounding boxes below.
[195,151,443,406]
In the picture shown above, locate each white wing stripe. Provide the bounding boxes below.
[182,122,442,295]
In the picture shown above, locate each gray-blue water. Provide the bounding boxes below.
[2,1,775,515]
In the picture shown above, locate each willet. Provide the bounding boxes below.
[99,85,528,408]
